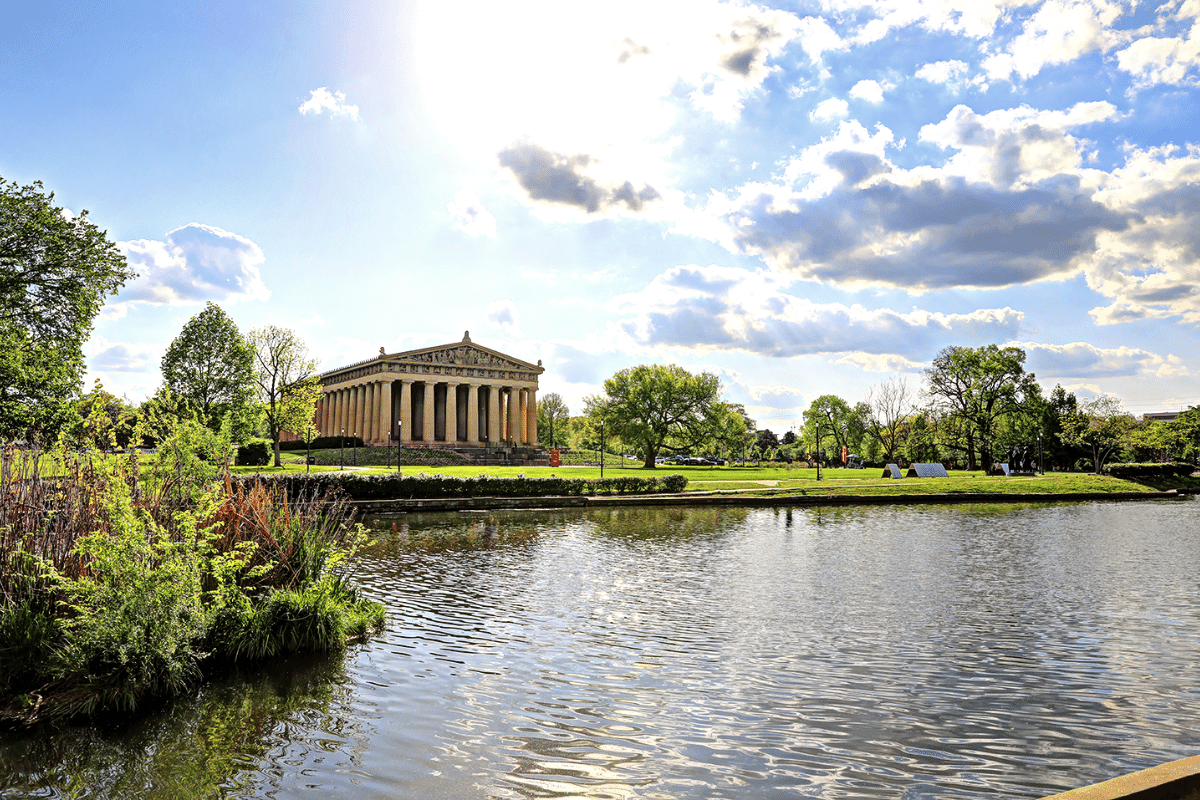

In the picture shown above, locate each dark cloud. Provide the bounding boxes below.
[726,173,1133,290]
[498,142,660,215]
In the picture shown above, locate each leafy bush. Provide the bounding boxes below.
[231,472,689,500]
[236,438,272,466]
[1102,462,1196,478]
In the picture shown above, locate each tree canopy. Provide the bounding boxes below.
[924,345,1038,470]
[161,302,256,436]
[586,364,723,467]
[0,177,134,439]
[247,325,321,466]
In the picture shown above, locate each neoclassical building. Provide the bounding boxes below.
[313,332,543,448]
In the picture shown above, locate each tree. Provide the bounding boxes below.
[246,326,321,467]
[161,302,255,436]
[0,177,134,439]
[864,377,913,463]
[585,364,723,468]
[802,395,866,464]
[536,392,569,448]
[924,345,1038,471]
[1059,395,1137,473]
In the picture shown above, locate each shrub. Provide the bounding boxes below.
[236,439,272,466]
[230,472,689,500]
[1102,462,1196,479]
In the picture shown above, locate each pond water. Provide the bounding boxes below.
[3,499,1200,799]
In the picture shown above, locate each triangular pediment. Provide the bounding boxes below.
[390,342,538,372]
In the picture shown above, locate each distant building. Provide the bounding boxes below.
[309,331,543,447]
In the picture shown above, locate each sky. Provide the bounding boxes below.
[3,0,1199,433]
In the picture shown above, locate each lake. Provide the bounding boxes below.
[3,499,1199,798]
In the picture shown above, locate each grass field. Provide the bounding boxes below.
[230,457,1200,496]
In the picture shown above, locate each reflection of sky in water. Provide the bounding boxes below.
[4,500,1200,799]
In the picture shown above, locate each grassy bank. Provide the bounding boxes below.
[0,436,384,727]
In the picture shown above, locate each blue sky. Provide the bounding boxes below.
[4,0,1199,431]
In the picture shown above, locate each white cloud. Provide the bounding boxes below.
[809,97,850,121]
[614,263,1025,358]
[447,189,497,237]
[1017,340,1188,378]
[298,87,360,121]
[981,0,1127,81]
[915,59,970,83]
[848,79,891,103]
[1116,20,1200,88]
[109,224,270,317]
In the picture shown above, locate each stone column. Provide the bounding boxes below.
[507,387,520,446]
[362,383,372,443]
[354,384,365,441]
[487,385,500,444]
[377,381,392,445]
[467,384,479,443]
[423,381,436,443]
[399,380,412,443]
[445,383,458,443]
[526,387,538,446]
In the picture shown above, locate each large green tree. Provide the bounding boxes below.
[924,345,1038,470]
[0,177,134,439]
[585,364,723,468]
[247,325,321,467]
[160,302,255,436]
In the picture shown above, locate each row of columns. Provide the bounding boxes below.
[314,379,538,447]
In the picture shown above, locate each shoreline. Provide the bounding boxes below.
[351,488,1197,514]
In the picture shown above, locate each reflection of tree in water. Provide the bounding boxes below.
[0,652,372,799]
[583,506,749,542]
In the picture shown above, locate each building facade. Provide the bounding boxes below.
[312,332,543,447]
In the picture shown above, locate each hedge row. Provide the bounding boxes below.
[230,472,689,500]
[1102,462,1196,478]
[279,436,365,451]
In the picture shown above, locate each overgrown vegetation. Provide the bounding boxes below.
[0,419,384,726]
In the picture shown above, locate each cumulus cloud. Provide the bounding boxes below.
[848,79,891,103]
[615,264,1024,358]
[672,101,1200,316]
[298,87,360,120]
[809,97,850,121]
[981,0,1127,81]
[498,142,660,215]
[110,224,270,316]
[447,189,497,237]
[1017,341,1189,378]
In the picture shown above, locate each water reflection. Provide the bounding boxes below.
[4,500,1200,799]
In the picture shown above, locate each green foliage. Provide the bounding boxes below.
[587,364,724,467]
[236,439,272,466]
[0,176,134,440]
[924,344,1039,470]
[232,471,689,499]
[161,302,256,438]
[1101,462,1195,478]
[246,325,320,467]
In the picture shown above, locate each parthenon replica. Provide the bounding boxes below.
[313,332,543,450]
